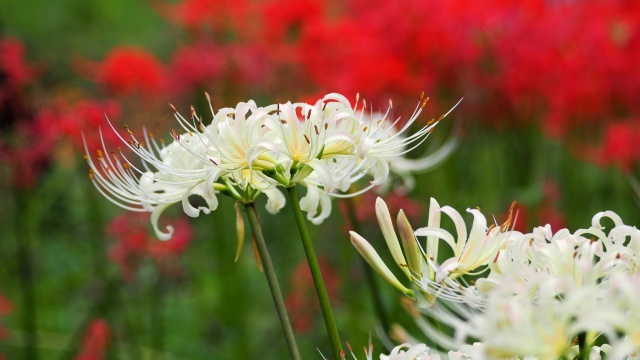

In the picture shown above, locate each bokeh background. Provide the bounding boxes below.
[1,0,640,359]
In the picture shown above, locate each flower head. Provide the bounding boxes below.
[86,93,455,238]
[353,198,640,359]
[94,47,166,96]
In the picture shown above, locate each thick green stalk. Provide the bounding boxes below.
[286,187,343,359]
[244,204,301,360]
[577,332,590,360]
[345,197,390,333]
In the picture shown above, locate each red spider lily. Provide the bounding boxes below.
[1,37,36,129]
[298,17,415,104]
[257,0,325,63]
[105,213,194,280]
[89,47,166,97]
[292,0,640,137]
[0,38,34,94]
[0,118,53,189]
[33,99,122,154]
[0,99,121,188]
[74,319,110,360]
[169,42,225,95]
[285,257,340,332]
[597,121,640,172]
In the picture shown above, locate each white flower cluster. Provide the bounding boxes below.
[86,93,458,239]
[351,198,640,359]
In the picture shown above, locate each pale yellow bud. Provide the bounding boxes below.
[397,209,421,280]
[376,197,411,279]
[350,231,413,296]
[426,197,441,281]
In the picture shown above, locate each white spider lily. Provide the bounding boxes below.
[393,208,640,360]
[263,99,355,192]
[414,201,521,283]
[380,343,441,360]
[426,277,623,359]
[85,100,283,240]
[85,127,218,240]
[355,97,461,194]
[270,93,458,224]
[87,92,458,238]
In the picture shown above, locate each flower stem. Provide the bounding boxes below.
[286,186,343,359]
[244,203,301,360]
[577,332,590,360]
[345,197,390,333]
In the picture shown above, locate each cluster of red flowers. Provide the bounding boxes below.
[0,38,34,107]
[1,37,125,188]
[9,0,628,171]
[0,37,44,189]
[3,0,640,190]
[105,213,194,279]
[142,0,640,169]
[93,48,166,97]
[33,100,122,153]
[596,122,640,171]
[0,97,122,188]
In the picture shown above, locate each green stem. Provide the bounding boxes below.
[345,197,390,333]
[244,203,301,360]
[286,187,343,359]
[577,332,590,360]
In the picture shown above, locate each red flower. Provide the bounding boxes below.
[598,121,640,171]
[34,99,122,154]
[1,37,36,129]
[94,47,166,96]
[0,38,34,91]
[169,43,225,95]
[148,218,194,259]
[74,319,110,360]
[106,213,194,279]
[258,0,324,62]
[285,257,340,332]
[0,119,53,189]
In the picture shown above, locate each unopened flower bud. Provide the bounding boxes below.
[350,231,413,296]
[376,198,410,279]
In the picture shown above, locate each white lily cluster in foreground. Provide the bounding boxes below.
[351,198,640,359]
[86,93,458,239]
